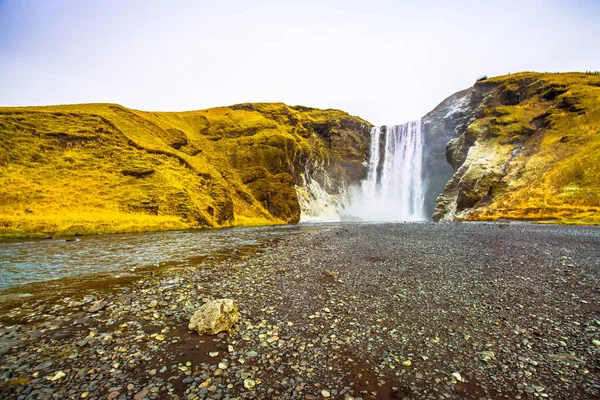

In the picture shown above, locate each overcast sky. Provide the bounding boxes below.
[1,0,599,124]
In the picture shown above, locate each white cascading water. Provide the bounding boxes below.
[345,120,426,221]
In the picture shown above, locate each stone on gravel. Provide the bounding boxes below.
[188,299,240,335]
[451,372,463,382]
[133,388,149,400]
[50,371,66,381]
[87,300,107,313]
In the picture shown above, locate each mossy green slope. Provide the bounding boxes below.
[0,103,371,238]
[435,72,600,224]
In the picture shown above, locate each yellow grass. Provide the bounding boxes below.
[0,102,370,238]
[462,72,600,224]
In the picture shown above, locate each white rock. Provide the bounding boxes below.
[188,299,240,335]
[452,371,463,382]
[51,371,66,381]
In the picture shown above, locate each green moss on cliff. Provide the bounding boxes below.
[0,103,371,238]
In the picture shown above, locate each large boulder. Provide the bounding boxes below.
[188,299,240,335]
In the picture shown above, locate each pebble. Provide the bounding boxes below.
[133,388,149,400]
[451,372,463,382]
[50,371,66,381]
[0,223,598,400]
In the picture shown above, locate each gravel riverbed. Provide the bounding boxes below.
[0,222,599,399]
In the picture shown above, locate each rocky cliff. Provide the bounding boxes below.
[429,72,600,224]
[0,103,371,238]
[421,88,473,218]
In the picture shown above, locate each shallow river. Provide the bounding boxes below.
[0,224,331,291]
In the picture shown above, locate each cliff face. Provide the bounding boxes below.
[421,88,473,219]
[0,103,371,238]
[431,72,600,224]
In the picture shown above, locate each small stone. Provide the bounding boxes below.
[88,300,107,313]
[199,378,213,388]
[155,334,166,341]
[51,371,66,381]
[107,391,120,400]
[148,300,158,308]
[209,352,219,358]
[35,361,53,370]
[243,378,256,389]
[134,389,149,400]
[83,295,95,303]
[322,389,331,397]
[80,392,89,399]
[402,360,411,367]
[592,339,600,347]
[451,372,463,382]
[480,351,495,362]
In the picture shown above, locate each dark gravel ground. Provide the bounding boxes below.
[0,222,599,399]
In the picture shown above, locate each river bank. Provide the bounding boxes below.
[1,223,599,399]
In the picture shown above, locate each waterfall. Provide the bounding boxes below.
[297,168,343,222]
[345,120,426,221]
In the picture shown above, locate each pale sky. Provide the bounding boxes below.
[1,0,599,125]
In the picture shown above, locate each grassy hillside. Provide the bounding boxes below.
[0,103,370,239]
[437,72,600,224]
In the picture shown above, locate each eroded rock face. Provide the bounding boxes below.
[421,88,475,218]
[431,72,600,223]
[0,102,371,238]
[188,299,240,335]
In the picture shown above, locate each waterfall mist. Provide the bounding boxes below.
[344,120,426,222]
